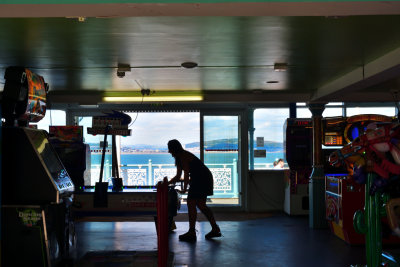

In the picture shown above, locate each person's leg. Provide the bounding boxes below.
[187,198,197,230]
[196,198,221,239]
[196,198,217,227]
[179,198,197,242]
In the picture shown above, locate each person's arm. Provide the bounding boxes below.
[168,165,183,184]
[182,168,190,193]
[180,156,191,193]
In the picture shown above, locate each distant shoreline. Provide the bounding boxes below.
[121,151,170,154]
[91,150,283,155]
[92,151,242,155]
[120,151,238,154]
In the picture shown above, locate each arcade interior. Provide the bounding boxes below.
[2,1,400,267]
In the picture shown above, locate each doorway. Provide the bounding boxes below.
[201,113,241,205]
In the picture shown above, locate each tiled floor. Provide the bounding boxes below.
[72,213,370,267]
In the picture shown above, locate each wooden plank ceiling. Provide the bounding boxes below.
[0,2,400,104]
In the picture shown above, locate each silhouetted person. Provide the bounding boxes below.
[167,139,221,242]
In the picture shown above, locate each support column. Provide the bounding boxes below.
[248,108,255,170]
[289,103,296,119]
[308,102,327,229]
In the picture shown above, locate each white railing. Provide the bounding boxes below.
[90,159,238,197]
[89,159,285,197]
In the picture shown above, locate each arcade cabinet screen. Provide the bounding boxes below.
[2,67,47,126]
[322,117,346,146]
[324,133,344,146]
[26,129,70,183]
[23,69,47,122]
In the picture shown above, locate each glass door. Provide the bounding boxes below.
[201,113,241,205]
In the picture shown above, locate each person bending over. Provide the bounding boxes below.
[167,139,221,242]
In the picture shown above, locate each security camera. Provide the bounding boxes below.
[117,71,125,78]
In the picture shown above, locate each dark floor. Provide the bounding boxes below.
[71,213,370,267]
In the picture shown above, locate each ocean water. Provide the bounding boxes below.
[91,152,284,166]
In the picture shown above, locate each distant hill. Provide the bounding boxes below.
[185,142,199,148]
[89,138,282,152]
[189,138,282,152]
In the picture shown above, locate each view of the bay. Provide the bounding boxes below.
[89,139,284,167]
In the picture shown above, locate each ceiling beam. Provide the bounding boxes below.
[311,46,400,102]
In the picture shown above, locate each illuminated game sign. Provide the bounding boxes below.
[323,117,347,146]
[23,69,47,122]
[2,66,48,126]
[286,119,312,127]
[49,126,83,142]
[87,110,132,136]
[344,114,393,143]
[18,208,42,227]
[323,115,394,146]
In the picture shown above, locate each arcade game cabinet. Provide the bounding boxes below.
[1,67,75,267]
[283,118,312,215]
[323,115,399,245]
[49,126,91,191]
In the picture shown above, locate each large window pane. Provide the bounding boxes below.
[252,108,289,169]
[296,108,312,118]
[346,107,395,117]
[203,115,239,201]
[297,106,344,118]
[35,109,66,131]
[78,116,113,186]
[323,107,343,117]
[120,112,199,186]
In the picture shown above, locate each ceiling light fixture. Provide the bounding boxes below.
[181,62,198,69]
[274,63,288,72]
[103,95,203,102]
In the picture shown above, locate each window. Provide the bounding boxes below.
[323,108,343,117]
[82,112,200,186]
[346,107,396,117]
[296,108,312,118]
[78,116,113,185]
[35,109,66,131]
[297,103,344,118]
[251,108,289,169]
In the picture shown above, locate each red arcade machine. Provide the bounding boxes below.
[323,115,396,245]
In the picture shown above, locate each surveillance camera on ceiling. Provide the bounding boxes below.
[116,63,131,78]
[117,71,125,78]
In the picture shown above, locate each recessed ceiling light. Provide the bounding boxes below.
[181,62,198,69]
[266,81,279,84]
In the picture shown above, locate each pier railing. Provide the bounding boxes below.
[90,159,239,198]
[90,160,284,198]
